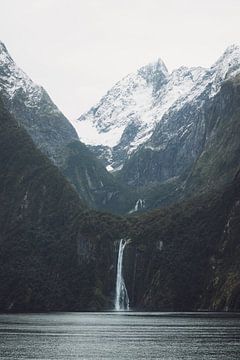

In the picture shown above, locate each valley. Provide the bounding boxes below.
[0,42,239,313]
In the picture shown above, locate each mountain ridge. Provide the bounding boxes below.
[0,41,133,213]
[1,41,240,312]
[75,45,240,173]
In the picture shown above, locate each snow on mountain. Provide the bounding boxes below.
[0,42,46,108]
[74,45,240,170]
[75,59,167,148]
[134,66,206,148]
[0,41,134,213]
[170,44,240,112]
[74,61,206,166]
[0,41,79,165]
[209,44,240,96]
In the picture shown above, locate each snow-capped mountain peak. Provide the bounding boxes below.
[74,60,206,164]
[0,40,79,165]
[0,41,13,63]
[137,58,168,91]
[74,45,240,170]
[138,57,168,75]
[215,44,240,67]
[210,44,240,85]
[75,61,163,148]
[0,41,44,106]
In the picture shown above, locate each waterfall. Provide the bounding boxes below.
[134,199,145,212]
[115,239,129,311]
[128,199,145,214]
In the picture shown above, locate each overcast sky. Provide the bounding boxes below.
[1,0,240,119]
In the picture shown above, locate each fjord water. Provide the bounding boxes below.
[0,313,240,359]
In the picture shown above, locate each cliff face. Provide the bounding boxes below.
[123,74,240,211]
[0,41,132,214]
[200,173,240,311]
[182,75,240,193]
[76,46,240,191]
[124,174,240,312]
[0,100,128,312]
[1,40,240,312]
[0,100,77,311]
[1,95,240,312]
[0,42,78,166]
[73,46,240,215]
[119,72,240,191]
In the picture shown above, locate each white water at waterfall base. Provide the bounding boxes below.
[115,238,129,311]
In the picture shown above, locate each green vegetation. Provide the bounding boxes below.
[0,100,129,311]
[0,75,240,312]
[62,140,135,214]
[116,75,240,212]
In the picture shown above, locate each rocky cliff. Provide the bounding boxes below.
[134,73,240,210]
[0,99,128,311]
[1,97,240,312]
[75,45,240,214]
[124,173,240,311]
[0,41,131,213]
[76,45,240,177]
[1,41,240,313]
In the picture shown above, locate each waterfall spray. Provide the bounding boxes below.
[115,239,130,311]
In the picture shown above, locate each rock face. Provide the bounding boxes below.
[0,99,129,311]
[0,98,83,311]
[119,46,240,187]
[1,40,240,313]
[202,180,240,311]
[76,58,207,170]
[75,45,240,204]
[124,173,240,312]
[135,72,240,211]
[0,41,131,213]
[0,42,78,165]
[1,97,240,312]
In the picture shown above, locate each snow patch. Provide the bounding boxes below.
[0,42,44,107]
[75,62,209,168]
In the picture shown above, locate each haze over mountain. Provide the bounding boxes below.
[1,2,240,358]
[0,41,132,214]
[73,45,240,212]
[1,0,240,120]
[0,38,240,313]
[75,45,240,171]
[0,97,128,311]
[0,94,240,312]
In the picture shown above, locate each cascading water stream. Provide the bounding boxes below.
[115,239,129,311]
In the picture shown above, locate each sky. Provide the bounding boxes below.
[0,0,240,120]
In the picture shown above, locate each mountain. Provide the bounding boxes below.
[118,71,240,206]
[75,45,240,212]
[75,58,207,171]
[0,41,132,213]
[1,41,240,313]
[124,171,240,311]
[118,71,240,214]
[1,95,240,312]
[0,98,131,311]
[76,46,240,172]
[118,45,240,187]
[0,42,78,164]
[0,98,83,311]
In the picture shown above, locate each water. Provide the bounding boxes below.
[134,199,145,211]
[115,239,129,311]
[0,312,240,359]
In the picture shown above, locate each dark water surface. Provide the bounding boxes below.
[0,312,240,359]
